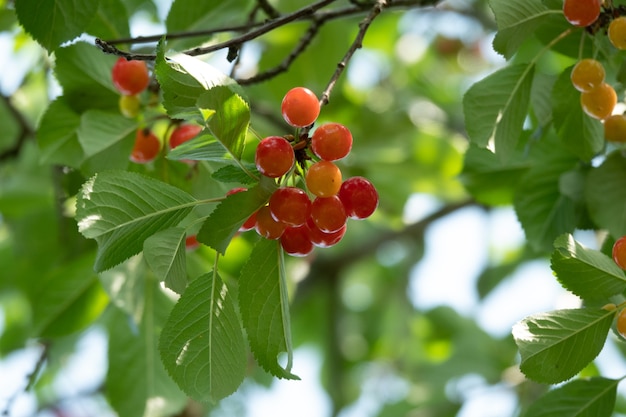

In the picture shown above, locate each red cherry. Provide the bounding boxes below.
[255,206,286,239]
[111,57,150,95]
[307,219,346,248]
[169,124,202,149]
[281,225,314,257]
[310,196,347,233]
[185,235,200,251]
[338,177,378,220]
[281,87,321,127]
[311,123,353,161]
[269,187,311,227]
[130,128,160,163]
[563,0,601,27]
[255,136,295,178]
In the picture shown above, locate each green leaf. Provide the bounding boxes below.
[77,110,137,157]
[239,239,299,380]
[30,252,109,337]
[197,86,250,160]
[14,0,99,51]
[86,0,131,40]
[212,164,259,184]
[37,98,85,167]
[155,45,245,123]
[460,144,530,206]
[463,64,535,160]
[107,277,187,417]
[513,308,614,384]
[552,68,604,162]
[143,228,187,294]
[159,270,247,402]
[586,151,626,239]
[514,136,581,252]
[520,377,619,417]
[490,0,555,58]
[54,42,118,112]
[165,0,252,50]
[76,171,197,271]
[197,178,273,255]
[551,234,626,301]
[167,133,226,161]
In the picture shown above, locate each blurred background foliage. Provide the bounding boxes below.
[0,0,593,416]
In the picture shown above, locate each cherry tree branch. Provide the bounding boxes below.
[319,0,387,106]
[96,0,340,60]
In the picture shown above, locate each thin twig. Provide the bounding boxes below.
[96,0,340,61]
[256,0,281,19]
[237,19,322,85]
[319,0,387,106]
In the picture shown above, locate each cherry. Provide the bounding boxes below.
[255,206,286,239]
[280,225,314,257]
[580,83,617,120]
[130,128,160,163]
[111,57,150,95]
[563,0,601,27]
[307,219,346,248]
[604,114,626,143]
[310,196,347,233]
[119,95,141,118]
[311,123,353,161]
[226,187,258,231]
[281,87,320,127]
[570,59,605,92]
[269,187,311,227]
[338,177,379,220]
[617,308,626,338]
[612,236,626,269]
[305,161,342,197]
[169,124,202,149]
[609,16,626,50]
[185,235,200,251]
[255,136,295,178]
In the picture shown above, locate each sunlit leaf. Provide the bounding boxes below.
[159,270,247,402]
[239,239,299,380]
[520,377,619,417]
[513,308,614,383]
[490,0,556,58]
[551,234,626,301]
[76,171,196,271]
[463,64,534,160]
[143,228,187,295]
[14,0,99,51]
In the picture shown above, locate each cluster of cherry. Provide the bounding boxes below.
[111,57,202,163]
[565,1,626,142]
[111,58,378,256]
[235,87,378,257]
